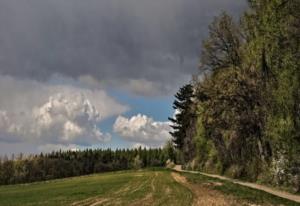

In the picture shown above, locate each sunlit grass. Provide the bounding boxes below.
[0,169,192,206]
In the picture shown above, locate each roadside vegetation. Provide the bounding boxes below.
[170,0,300,192]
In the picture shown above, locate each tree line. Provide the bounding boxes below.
[0,146,177,185]
[170,0,300,192]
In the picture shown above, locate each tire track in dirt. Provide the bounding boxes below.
[70,172,163,206]
[71,197,109,206]
[151,172,158,192]
[127,173,158,206]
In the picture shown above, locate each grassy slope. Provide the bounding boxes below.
[0,169,192,206]
[182,172,300,206]
[1,169,298,206]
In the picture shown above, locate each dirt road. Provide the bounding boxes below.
[171,172,242,206]
[173,165,300,204]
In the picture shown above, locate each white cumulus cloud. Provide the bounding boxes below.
[113,114,172,147]
[31,93,112,145]
[0,75,127,147]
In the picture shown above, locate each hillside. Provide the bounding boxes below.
[0,169,299,206]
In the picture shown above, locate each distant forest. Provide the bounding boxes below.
[170,0,300,192]
[0,147,176,185]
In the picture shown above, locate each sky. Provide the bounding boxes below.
[0,0,246,155]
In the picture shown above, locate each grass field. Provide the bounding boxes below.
[0,169,192,206]
[0,169,299,206]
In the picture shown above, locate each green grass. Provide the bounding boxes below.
[0,170,192,206]
[182,172,300,206]
[1,169,298,206]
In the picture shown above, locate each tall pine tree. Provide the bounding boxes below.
[169,84,197,161]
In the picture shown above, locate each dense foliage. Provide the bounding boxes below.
[0,147,173,185]
[171,0,300,192]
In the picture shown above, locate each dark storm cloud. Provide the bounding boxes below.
[0,0,246,95]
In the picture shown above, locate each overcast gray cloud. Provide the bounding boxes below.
[0,0,247,154]
[0,0,246,96]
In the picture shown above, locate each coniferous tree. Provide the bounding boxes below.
[169,84,197,161]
